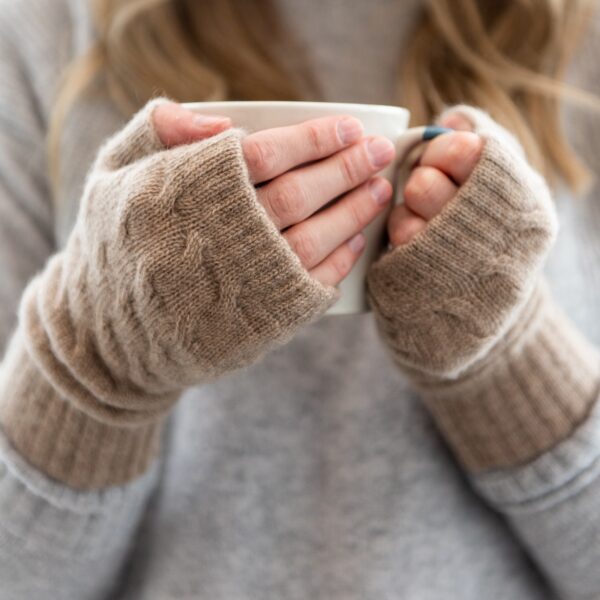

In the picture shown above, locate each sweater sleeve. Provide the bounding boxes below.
[369,114,600,599]
[0,2,167,598]
[466,17,600,598]
[403,278,600,600]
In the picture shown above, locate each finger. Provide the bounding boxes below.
[241,115,364,184]
[388,204,427,247]
[418,131,483,185]
[283,177,392,269]
[97,98,174,171]
[403,166,458,220]
[438,113,474,131]
[307,232,366,288]
[153,102,232,147]
[257,135,395,230]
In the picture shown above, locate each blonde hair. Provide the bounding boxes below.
[49,0,600,198]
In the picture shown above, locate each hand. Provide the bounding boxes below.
[153,102,234,143]
[366,104,558,378]
[27,97,386,432]
[241,118,395,288]
[387,114,483,248]
[153,102,396,289]
[11,97,394,489]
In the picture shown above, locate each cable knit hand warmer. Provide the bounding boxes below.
[366,104,600,472]
[0,98,339,490]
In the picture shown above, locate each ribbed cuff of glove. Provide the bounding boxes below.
[0,98,339,489]
[0,328,163,489]
[367,104,599,472]
[406,280,600,472]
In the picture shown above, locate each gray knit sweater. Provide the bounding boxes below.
[1,0,600,599]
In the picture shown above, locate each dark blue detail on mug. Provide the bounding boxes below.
[423,126,454,141]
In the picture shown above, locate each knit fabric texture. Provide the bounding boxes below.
[0,98,339,489]
[366,104,600,471]
[2,1,600,598]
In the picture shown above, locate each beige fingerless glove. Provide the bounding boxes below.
[366,105,600,471]
[367,105,558,379]
[0,98,339,489]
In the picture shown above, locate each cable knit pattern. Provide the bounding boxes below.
[0,97,339,489]
[2,1,600,597]
[405,281,600,471]
[367,105,558,378]
[366,104,600,471]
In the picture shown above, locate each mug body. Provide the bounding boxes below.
[182,101,410,316]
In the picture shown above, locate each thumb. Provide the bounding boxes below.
[437,112,474,132]
[154,102,232,147]
[436,104,527,162]
[95,98,234,173]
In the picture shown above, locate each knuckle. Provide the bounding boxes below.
[331,250,353,280]
[347,197,367,230]
[151,109,167,140]
[304,121,329,155]
[289,230,320,266]
[269,176,305,225]
[448,133,481,163]
[404,167,432,202]
[338,151,362,187]
[414,167,435,192]
[243,137,277,179]
[390,220,414,246]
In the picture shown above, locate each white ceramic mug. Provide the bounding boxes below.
[182,101,449,316]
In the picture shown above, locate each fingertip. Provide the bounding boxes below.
[369,176,393,204]
[153,102,235,147]
[439,113,474,132]
[419,130,483,185]
[153,102,196,146]
[192,116,233,140]
[366,136,396,168]
[337,115,365,144]
[153,101,190,126]
[387,205,427,247]
[391,217,427,247]
[192,114,232,127]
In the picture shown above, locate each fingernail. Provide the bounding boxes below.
[348,232,365,253]
[193,115,231,127]
[367,137,395,167]
[369,179,391,205]
[337,117,364,144]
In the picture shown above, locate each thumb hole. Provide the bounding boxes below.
[154,103,233,147]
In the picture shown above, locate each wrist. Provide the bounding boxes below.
[408,281,600,472]
[403,277,546,385]
[0,324,165,490]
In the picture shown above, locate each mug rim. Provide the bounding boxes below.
[182,100,409,118]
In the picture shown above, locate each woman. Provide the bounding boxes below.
[0,0,599,597]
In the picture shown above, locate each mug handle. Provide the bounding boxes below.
[380,125,453,251]
[392,125,454,205]
[395,125,453,160]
